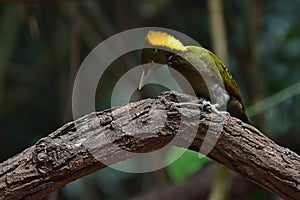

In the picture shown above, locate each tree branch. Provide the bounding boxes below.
[0,92,299,200]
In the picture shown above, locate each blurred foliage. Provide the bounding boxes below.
[166,147,211,183]
[0,0,300,199]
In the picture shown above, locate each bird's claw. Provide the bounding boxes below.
[199,99,229,115]
[169,98,229,116]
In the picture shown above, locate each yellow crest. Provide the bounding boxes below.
[146,31,186,51]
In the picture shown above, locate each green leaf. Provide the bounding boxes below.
[166,147,211,183]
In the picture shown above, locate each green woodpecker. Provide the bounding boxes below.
[139,30,249,123]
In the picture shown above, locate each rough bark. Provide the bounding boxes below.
[0,92,299,200]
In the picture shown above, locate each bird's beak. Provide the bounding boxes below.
[139,61,163,90]
[139,68,153,90]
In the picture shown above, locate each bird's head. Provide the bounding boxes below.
[139,30,186,90]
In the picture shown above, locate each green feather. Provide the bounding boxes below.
[141,31,249,123]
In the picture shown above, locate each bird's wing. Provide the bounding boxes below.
[189,46,243,102]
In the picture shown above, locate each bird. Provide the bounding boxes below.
[139,30,249,124]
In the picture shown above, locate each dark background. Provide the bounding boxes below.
[0,0,299,199]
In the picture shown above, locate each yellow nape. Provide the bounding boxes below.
[146,31,186,51]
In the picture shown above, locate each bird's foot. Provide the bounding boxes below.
[195,99,228,114]
[169,98,229,116]
[203,101,229,116]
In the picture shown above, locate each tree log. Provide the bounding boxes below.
[0,92,299,200]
